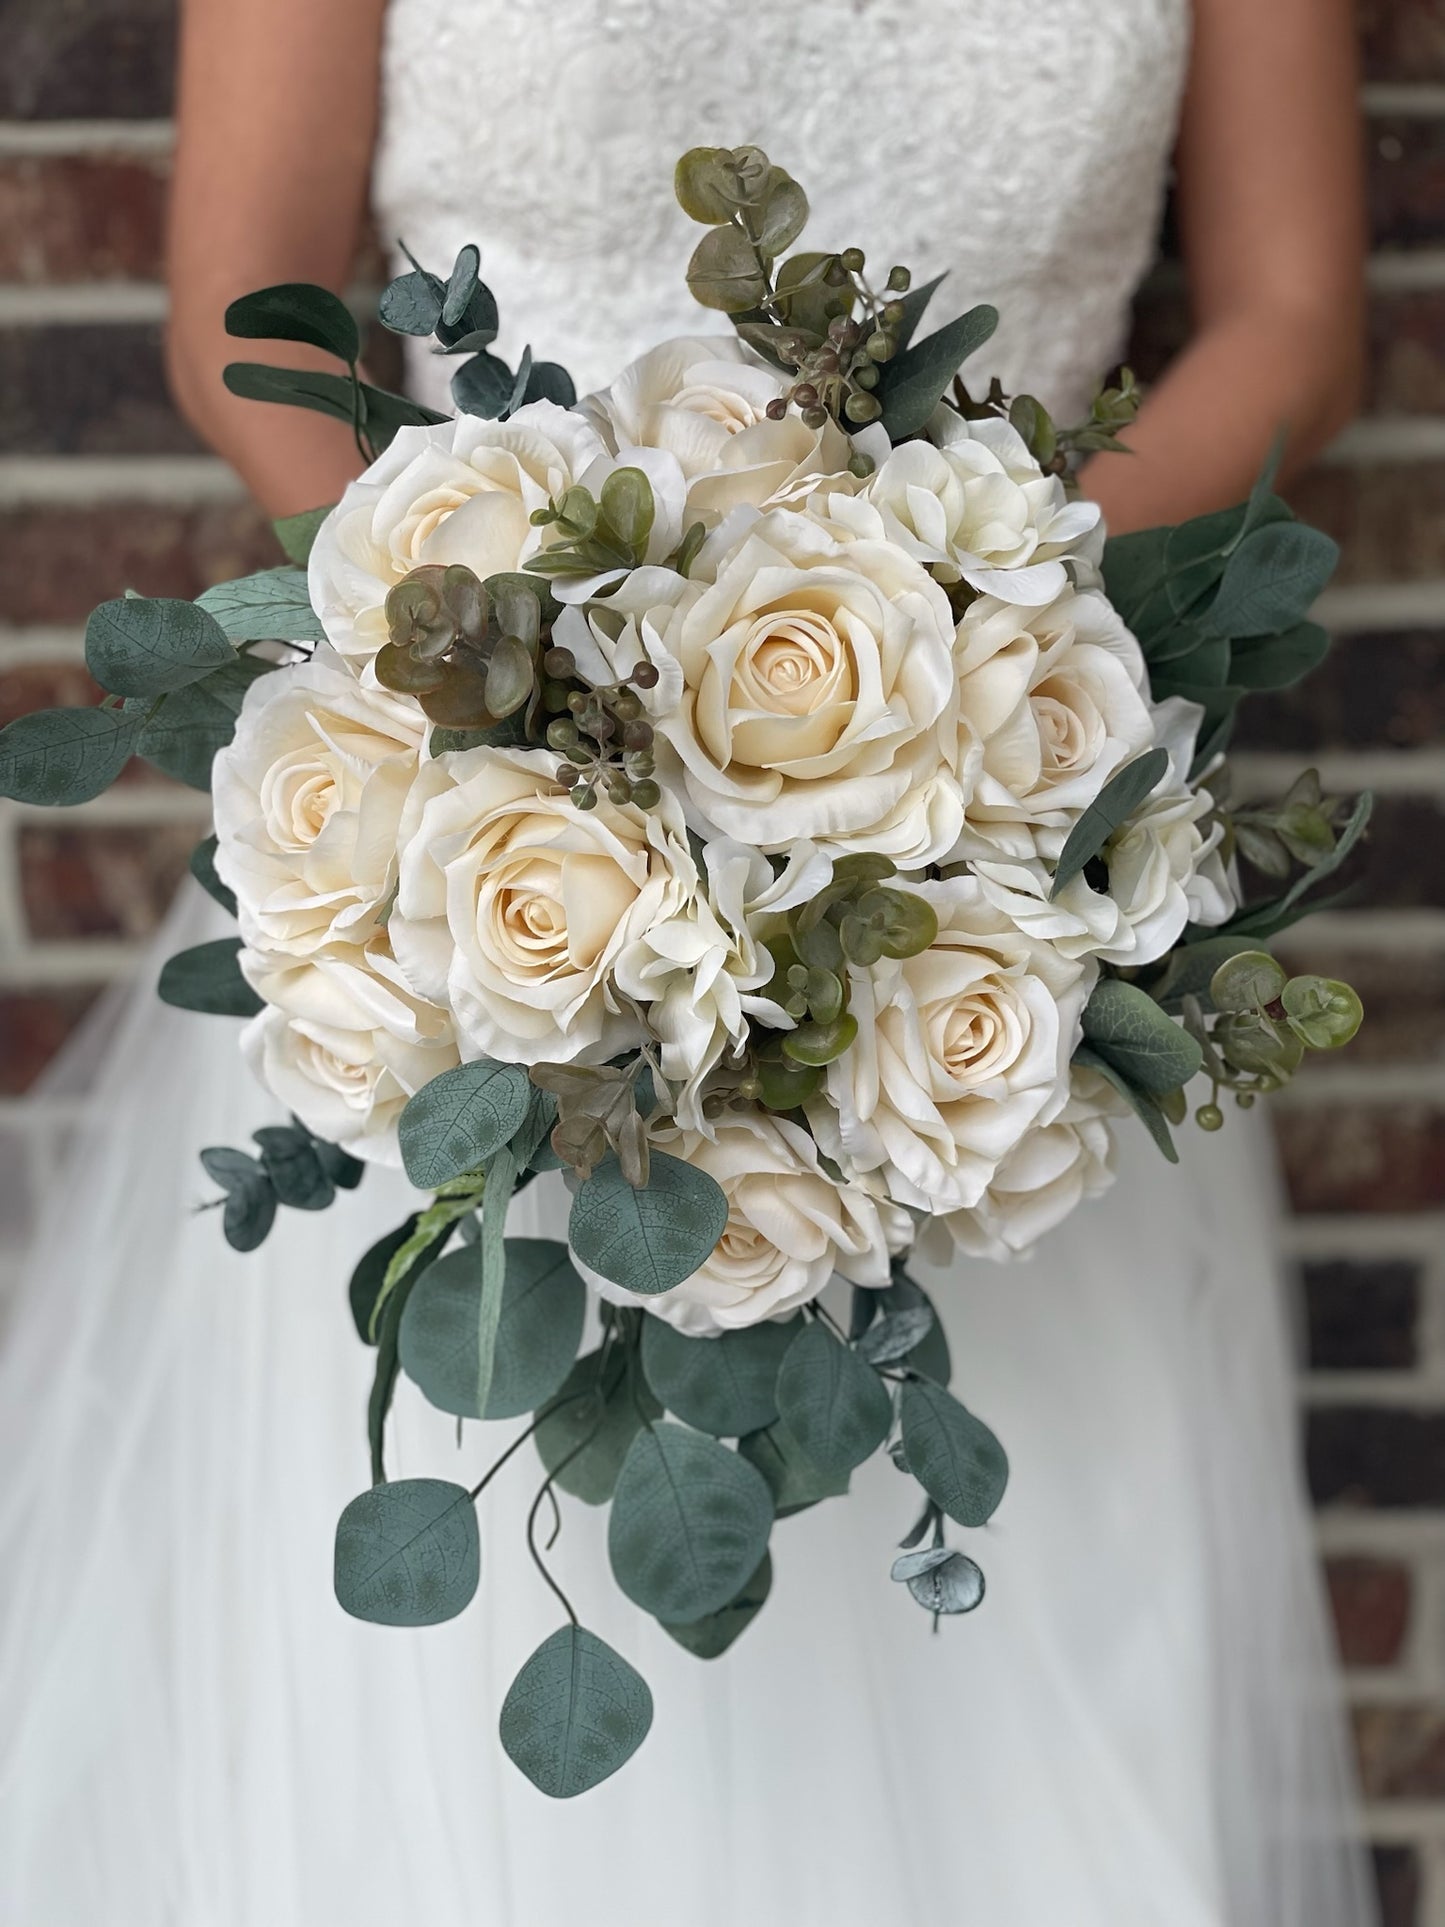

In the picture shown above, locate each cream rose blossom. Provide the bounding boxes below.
[213,653,424,960]
[388,744,699,1066]
[575,1111,908,1335]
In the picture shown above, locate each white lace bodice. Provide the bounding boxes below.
[374,0,1190,418]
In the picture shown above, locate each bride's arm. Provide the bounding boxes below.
[1080,0,1366,535]
[166,0,388,516]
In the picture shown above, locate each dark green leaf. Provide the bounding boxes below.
[878,304,999,441]
[1079,978,1203,1093]
[640,1314,798,1437]
[225,282,359,364]
[608,1423,773,1623]
[86,596,233,698]
[1071,1043,1179,1162]
[898,1378,1008,1527]
[0,705,139,805]
[1101,527,1171,631]
[273,504,333,565]
[311,1132,364,1191]
[1222,790,1373,939]
[521,360,577,408]
[157,937,262,1017]
[379,266,445,336]
[252,1123,334,1210]
[196,568,325,643]
[499,1625,652,1798]
[889,273,946,354]
[188,834,235,915]
[661,1552,772,1659]
[222,1179,277,1251]
[1050,748,1169,898]
[569,1152,729,1297]
[397,1060,532,1189]
[738,1416,850,1516]
[857,1304,934,1367]
[534,1349,661,1506]
[333,1477,479,1626]
[136,656,273,790]
[1228,621,1331,691]
[451,350,516,418]
[398,1237,586,1420]
[223,362,447,448]
[1206,521,1339,639]
[774,1322,892,1482]
[349,1217,420,1344]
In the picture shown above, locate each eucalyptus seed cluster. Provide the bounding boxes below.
[542,645,662,813]
[1181,949,1364,1129]
[745,855,940,1112]
[375,563,551,731]
[951,366,1143,476]
[759,249,913,450]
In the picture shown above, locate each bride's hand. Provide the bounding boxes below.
[166,0,389,516]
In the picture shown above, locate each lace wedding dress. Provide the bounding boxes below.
[0,4,1377,1923]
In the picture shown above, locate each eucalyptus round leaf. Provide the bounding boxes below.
[157,937,263,1017]
[640,1315,797,1437]
[1280,975,1363,1050]
[222,1180,277,1252]
[252,1124,334,1210]
[674,146,741,223]
[349,1217,420,1344]
[738,1417,850,1517]
[893,1547,985,1615]
[774,1322,893,1482]
[569,1152,728,1297]
[899,1379,1009,1528]
[379,267,445,336]
[661,1552,772,1659]
[137,657,274,791]
[334,1477,479,1627]
[451,351,516,419]
[608,1423,773,1623]
[1209,949,1287,1014]
[0,705,139,805]
[86,597,234,698]
[499,1625,652,1798]
[225,282,360,365]
[857,1305,935,1368]
[398,1060,532,1189]
[534,1350,661,1505]
[398,1238,585,1419]
[686,224,767,313]
[1079,979,1203,1094]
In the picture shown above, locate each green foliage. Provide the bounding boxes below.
[738,1416,851,1517]
[273,504,333,565]
[878,304,999,442]
[1209,950,1287,1012]
[0,705,139,805]
[86,596,233,698]
[1221,790,1373,940]
[640,1314,797,1438]
[898,1379,1009,1528]
[1206,522,1339,640]
[499,1625,653,1797]
[398,1237,586,1420]
[1072,1044,1179,1162]
[196,568,326,644]
[1281,975,1364,1050]
[188,835,235,915]
[350,1218,421,1344]
[252,1121,340,1210]
[157,937,263,1017]
[774,1322,893,1482]
[222,362,447,450]
[1050,748,1169,898]
[568,1152,729,1296]
[200,1116,362,1256]
[225,283,360,366]
[397,1060,532,1189]
[136,656,274,790]
[890,1546,985,1615]
[1079,978,1203,1094]
[333,1477,480,1627]
[662,1552,772,1659]
[534,1346,662,1506]
[199,1146,277,1252]
[608,1422,773,1623]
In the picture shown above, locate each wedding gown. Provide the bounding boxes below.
[0,3,1377,1923]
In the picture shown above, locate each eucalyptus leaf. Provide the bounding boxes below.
[252,1123,334,1210]
[157,937,263,1017]
[1100,526,1170,631]
[397,1060,532,1190]
[350,1217,421,1344]
[640,1315,797,1437]
[687,224,767,313]
[1209,949,1287,1013]
[774,1322,892,1482]
[273,504,333,565]
[898,1379,1009,1528]
[136,656,273,790]
[534,1349,661,1506]
[569,1152,728,1297]
[1227,621,1331,691]
[188,835,236,915]
[0,705,139,805]
[499,1626,653,1798]
[521,361,578,408]
[451,351,516,418]
[1222,790,1373,939]
[1079,978,1203,1094]
[878,304,999,441]
[738,1416,851,1516]
[225,283,359,365]
[1050,748,1169,898]
[196,568,325,643]
[222,1179,277,1252]
[86,597,234,698]
[1148,933,1274,1013]
[333,1478,480,1627]
[893,1547,986,1615]
[608,1423,773,1623]
[662,1552,772,1659]
[379,267,445,336]
[398,1238,585,1420]
[1206,521,1339,639]
[857,1305,935,1367]
[223,362,447,447]
[1071,1043,1178,1162]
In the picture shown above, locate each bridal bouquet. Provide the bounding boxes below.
[1,145,1368,1796]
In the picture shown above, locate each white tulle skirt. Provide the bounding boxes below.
[0,885,1376,1927]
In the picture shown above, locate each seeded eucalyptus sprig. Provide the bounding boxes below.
[1178,948,1364,1127]
[375,563,555,737]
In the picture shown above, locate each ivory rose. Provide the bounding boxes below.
[811,876,1094,1215]
[387,744,698,1066]
[213,653,424,960]
[575,1111,908,1335]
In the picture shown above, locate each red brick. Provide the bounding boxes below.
[1355,1705,1445,1799]
[1234,630,1445,754]
[0,502,277,626]
[1306,1260,1421,1369]
[1359,0,1445,82]
[1275,1105,1445,1213]
[1,0,177,121]
[19,823,198,943]
[1369,116,1445,250]
[1311,1408,1445,1505]
[1288,463,1445,585]
[1326,1556,1413,1666]
[0,323,194,456]
[0,153,169,282]
[0,988,103,1095]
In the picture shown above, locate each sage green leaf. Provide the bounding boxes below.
[188,835,235,915]
[857,1304,934,1367]
[1281,974,1364,1050]
[891,1546,985,1614]
[86,597,233,698]
[397,1060,532,1189]
[451,350,516,418]
[0,705,139,805]
[1222,790,1373,939]
[349,1217,420,1344]
[1206,521,1339,639]
[599,467,655,553]
[662,1552,772,1659]
[674,146,741,223]
[399,1238,586,1420]
[273,504,333,565]
[774,1322,892,1482]
[756,176,808,258]
[534,1349,661,1506]
[898,1379,1009,1528]
[157,937,263,1017]
[196,568,325,643]
[640,1314,798,1437]
[1071,1044,1178,1162]
[1227,621,1331,691]
[1079,978,1203,1093]
[223,362,447,447]
[1149,933,1273,1013]
[499,1626,653,1798]
[252,1123,333,1210]
[333,1478,479,1627]
[608,1423,774,1623]
[313,1134,364,1192]
[1050,747,1169,898]
[1209,949,1287,1013]
[888,272,946,354]
[1101,526,1171,631]
[136,656,274,790]
[686,224,767,313]
[222,1178,276,1251]
[225,282,359,364]
[878,304,999,441]
[569,1152,729,1297]
[738,1416,851,1516]
[521,361,577,408]
[379,267,445,336]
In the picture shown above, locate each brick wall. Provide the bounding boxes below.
[0,8,1442,1919]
